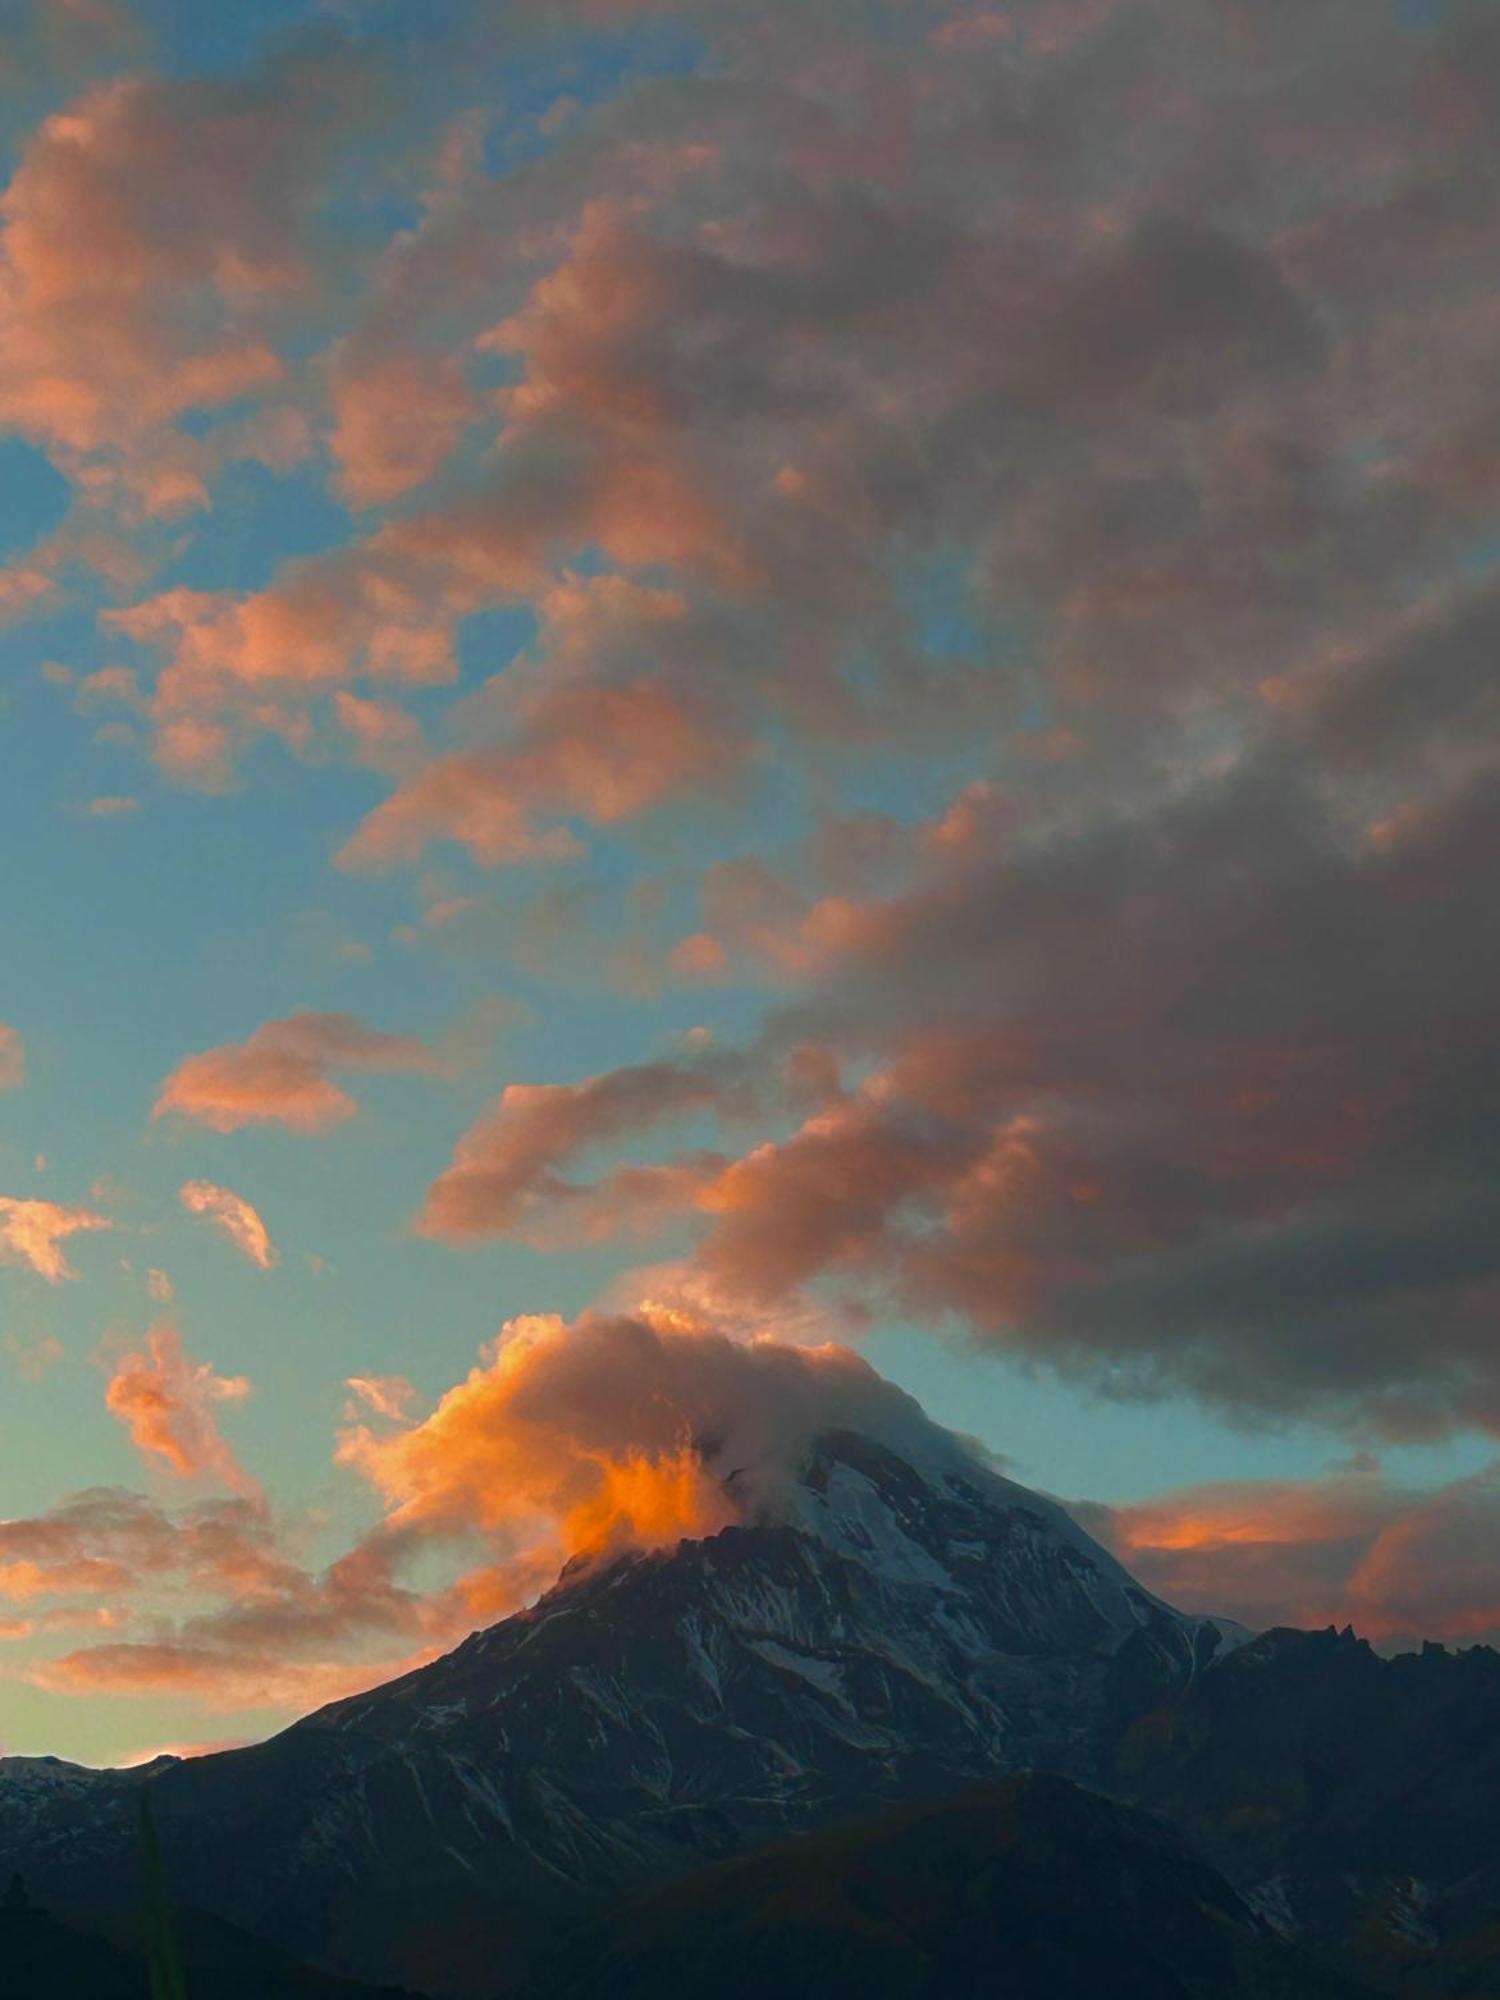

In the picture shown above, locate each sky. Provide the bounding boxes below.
[0,0,1496,1767]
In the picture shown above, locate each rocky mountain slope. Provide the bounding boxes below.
[0,1426,1234,1997]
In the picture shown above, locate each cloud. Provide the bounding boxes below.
[1085,1461,1500,1650]
[4,1330,65,1382]
[0,1,144,135]
[30,1642,438,1714]
[0,1484,439,1715]
[104,1324,259,1498]
[337,1306,973,1606]
[0,29,380,515]
[87,0,1500,853]
[329,345,480,508]
[77,0,1462,1444]
[179,1180,280,1270]
[24,1310,1499,1718]
[344,1374,419,1422]
[155,1010,442,1134]
[16,1316,951,1716]
[0,1488,287,1607]
[3,0,1499,1727]
[0,1196,111,1281]
[0,1022,24,1091]
[417,1057,748,1245]
[336,575,749,870]
[425,750,1500,1440]
[332,691,427,778]
[11,1314,970,1716]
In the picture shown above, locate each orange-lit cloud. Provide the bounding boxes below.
[155,1010,441,1133]
[0,1556,130,1603]
[0,1196,111,1281]
[31,1642,437,1715]
[1086,1462,1500,1648]
[104,1324,258,1498]
[104,575,455,789]
[27,1313,945,1713]
[0,1604,121,1643]
[337,1307,957,1603]
[179,1180,280,1270]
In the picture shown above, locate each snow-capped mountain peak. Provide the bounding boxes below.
[0,1424,1239,1997]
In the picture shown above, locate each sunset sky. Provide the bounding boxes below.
[0,0,1497,1767]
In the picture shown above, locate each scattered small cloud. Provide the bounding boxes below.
[0,1197,112,1281]
[179,1180,280,1270]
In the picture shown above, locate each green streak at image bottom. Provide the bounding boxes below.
[140,1786,188,2000]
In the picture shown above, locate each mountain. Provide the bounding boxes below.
[528,1773,1364,2000]
[0,1426,1234,1997]
[1114,1625,1500,1994]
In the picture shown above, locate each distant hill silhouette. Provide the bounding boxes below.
[529,1774,1364,1999]
[0,1875,144,1999]
[0,1868,426,2000]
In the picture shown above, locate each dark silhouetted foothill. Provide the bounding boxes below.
[529,1776,1362,2000]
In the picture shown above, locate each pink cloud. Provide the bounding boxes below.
[417,1059,743,1245]
[329,346,479,507]
[155,1010,442,1134]
[333,691,427,777]
[179,1180,280,1270]
[344,1374,419,1423]
[104,1323,258,1498]
[0,1484,435,1714]
[339,574,748,870]
[0,36,376,515]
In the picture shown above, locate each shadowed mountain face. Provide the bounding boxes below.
[528,1774,1364,2000]
[0,1429,1231,1997]
[1114,1627,1500,1995]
